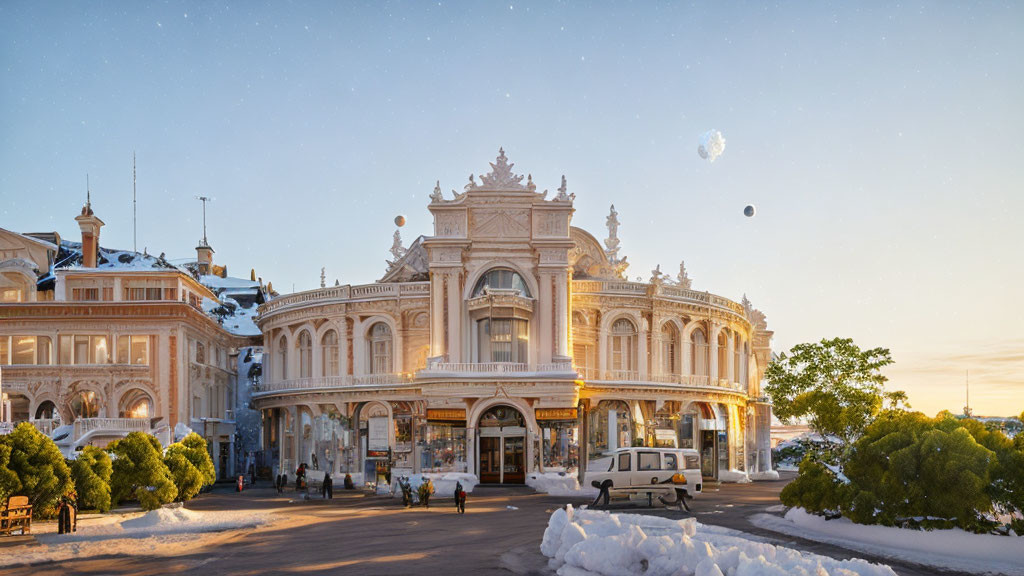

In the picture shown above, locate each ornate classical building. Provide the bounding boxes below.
[254,150,774,486]
[0,197,266,479]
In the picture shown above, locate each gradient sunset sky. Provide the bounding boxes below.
[2,2,1021,416]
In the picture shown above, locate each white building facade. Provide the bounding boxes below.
[254,150,774,485]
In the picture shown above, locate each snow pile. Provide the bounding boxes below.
[394,473,478,499]
[527,472,598,497]
[748,470,780,481]
[716,470,751,483]
[751,507,1024,576]
[1,507,271,567]
[174,422,195,442]
[541,505,897,576]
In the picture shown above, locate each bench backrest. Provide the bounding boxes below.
[6,496,28,508]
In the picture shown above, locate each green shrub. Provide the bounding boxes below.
[0,422,73,517]
[779,458,849,514]
[0,443,21,504]
[70,446,112,512]
[163,434,214,501]
[109,432,177,510]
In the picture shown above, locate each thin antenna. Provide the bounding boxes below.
[133,152,137,253]
[86,174,91,207]
[194,196,213,246]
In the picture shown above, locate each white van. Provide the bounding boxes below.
[585,447,702,507]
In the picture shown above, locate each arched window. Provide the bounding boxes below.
[742,342,750,385]
[35,400,57,420]
[691,327,708,377]
[472,268,531,297]
[298,331,313,378]
[367,322,393,374]
[119,389,153,419]
[277,335,288,381]
[70,391,99,420]
[610,318,637,375]
[321,330,339,377]
[717,331,728,381]
[661,323,679,375]
[733,335,742,383]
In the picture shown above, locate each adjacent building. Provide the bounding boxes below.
[0,196,266,479]
[252,150,774,486]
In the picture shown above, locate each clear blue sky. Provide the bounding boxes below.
[2,1,1022,416]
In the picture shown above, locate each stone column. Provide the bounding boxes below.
[709,325,720,383]
[338,319,349,378]
[682,334,692,377]
[598,323,608,376]
[445,271,462,363]
[538,271,554,365]
[430,272,445,357]
[726,331,735,383]
[638,318,648,380]
[554,271,569,359]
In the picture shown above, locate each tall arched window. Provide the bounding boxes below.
[661,323,679,375]
[368,322,393,374]
[742,342,750,385]
[322,330,339,377]
[298,331,313,378]
[70,391,99,420]
[277,335,288,381]
[717,331,728,381]
[733,335,742,383]
[35,400,57,420]
[691,327,708,377]
[610,318,637,375]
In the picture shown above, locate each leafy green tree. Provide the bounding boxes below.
[779,458,849,515]
[0,443,21,504]
[0,422,73,517]
[109,432,177,510]
[164,433,215,501]
[765,338,900,453]
[70,446,112,512]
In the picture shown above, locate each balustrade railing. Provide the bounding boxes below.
[30,418,59,436]
[571,280,748,317]
[73,417,150,439]
[420,361,575,375]
[254,373,415,394]
[574,368,746,393]
[259,282,430,316]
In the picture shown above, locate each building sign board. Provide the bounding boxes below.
[535,408,578,420]
[368,416,389,451]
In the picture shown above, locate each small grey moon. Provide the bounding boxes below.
[743,205,756,217]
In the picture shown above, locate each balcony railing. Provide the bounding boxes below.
[571,280,748,317]
[254,373,415,394]
[576,368,747,393]
[30,418,60,436]
[420,361,575,375]
[73,417,150,439]
[259,282,430,317]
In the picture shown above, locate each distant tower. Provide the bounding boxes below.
[75,177,105,268]
[195,196,214,275]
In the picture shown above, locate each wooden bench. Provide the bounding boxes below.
[0,496,32,536]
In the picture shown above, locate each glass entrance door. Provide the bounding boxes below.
[502,437,525,484]
[700,430,717,478]
[480,437,501,484]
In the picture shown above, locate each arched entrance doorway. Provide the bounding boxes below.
[478,405,526,484]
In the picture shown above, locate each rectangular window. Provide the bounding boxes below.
[618,452,631,472]
[0,336,8,365]
[163,287,176,300]
[72,288,100,301]
[12,336,36,365]
[102,287,113,301]
[37,336,51,365]
[60,335,72,364]
[1,288,22,302]
[663,453,678,471]
[74,335,90,364]
[91,335,109,364]
[638,452,660,471]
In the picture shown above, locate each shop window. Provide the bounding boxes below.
[419,422,468,473]
[587,400,633,461]
[540,420,579,473]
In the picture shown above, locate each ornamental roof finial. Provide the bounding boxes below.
[604,204,628,279]
[430,180,444,202]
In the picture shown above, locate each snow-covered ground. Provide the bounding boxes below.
[527,471,598,497]
[750,507,1024,576]
[1,507,271,568]
[541,505,896,576]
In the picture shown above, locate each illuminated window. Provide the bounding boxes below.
[476,318,529,363]
[117,336,149,365]
[691,327,708,377]
[71,391,100,419]
[322,330,339,377]
[119,389,152,419]
[610,318,637,373]
[367,322,392,374]
[472,268,531,297]
[661,323,679,375]
[298,331,313,378]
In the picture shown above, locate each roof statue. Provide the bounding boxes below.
[384,229,408,274]
[554,175,574,202]
[742,294,769,330]
[677,260,692,289]
[429,180,444,203]
[320,267,326,289]
[335,279,340,287]
[474,148,530,190]
[604,204,629,279]
[649,264,666,285]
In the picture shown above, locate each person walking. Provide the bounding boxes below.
[322,472,333,499]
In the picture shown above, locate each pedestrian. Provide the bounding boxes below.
[322,472,333,499]
[591,479,611,508]
[249,463,256,487]
[454,481,466,514]
[295,463,306,491]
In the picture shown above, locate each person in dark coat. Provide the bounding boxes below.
[454,481,466,514]
[322,473,333,499]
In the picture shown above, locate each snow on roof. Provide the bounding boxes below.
[56,241,179,272]
[199,274,259,290]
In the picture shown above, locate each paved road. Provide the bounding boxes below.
[3,476,977,576]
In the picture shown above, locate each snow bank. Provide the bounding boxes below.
[541,505,897,576]
[393,473,478,500]
[751,507,1024,576]
[748,470,780,481]
[527,472,598,497]
[173,422,194,442]
[1,507,270,567]
[716,470,751,483]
